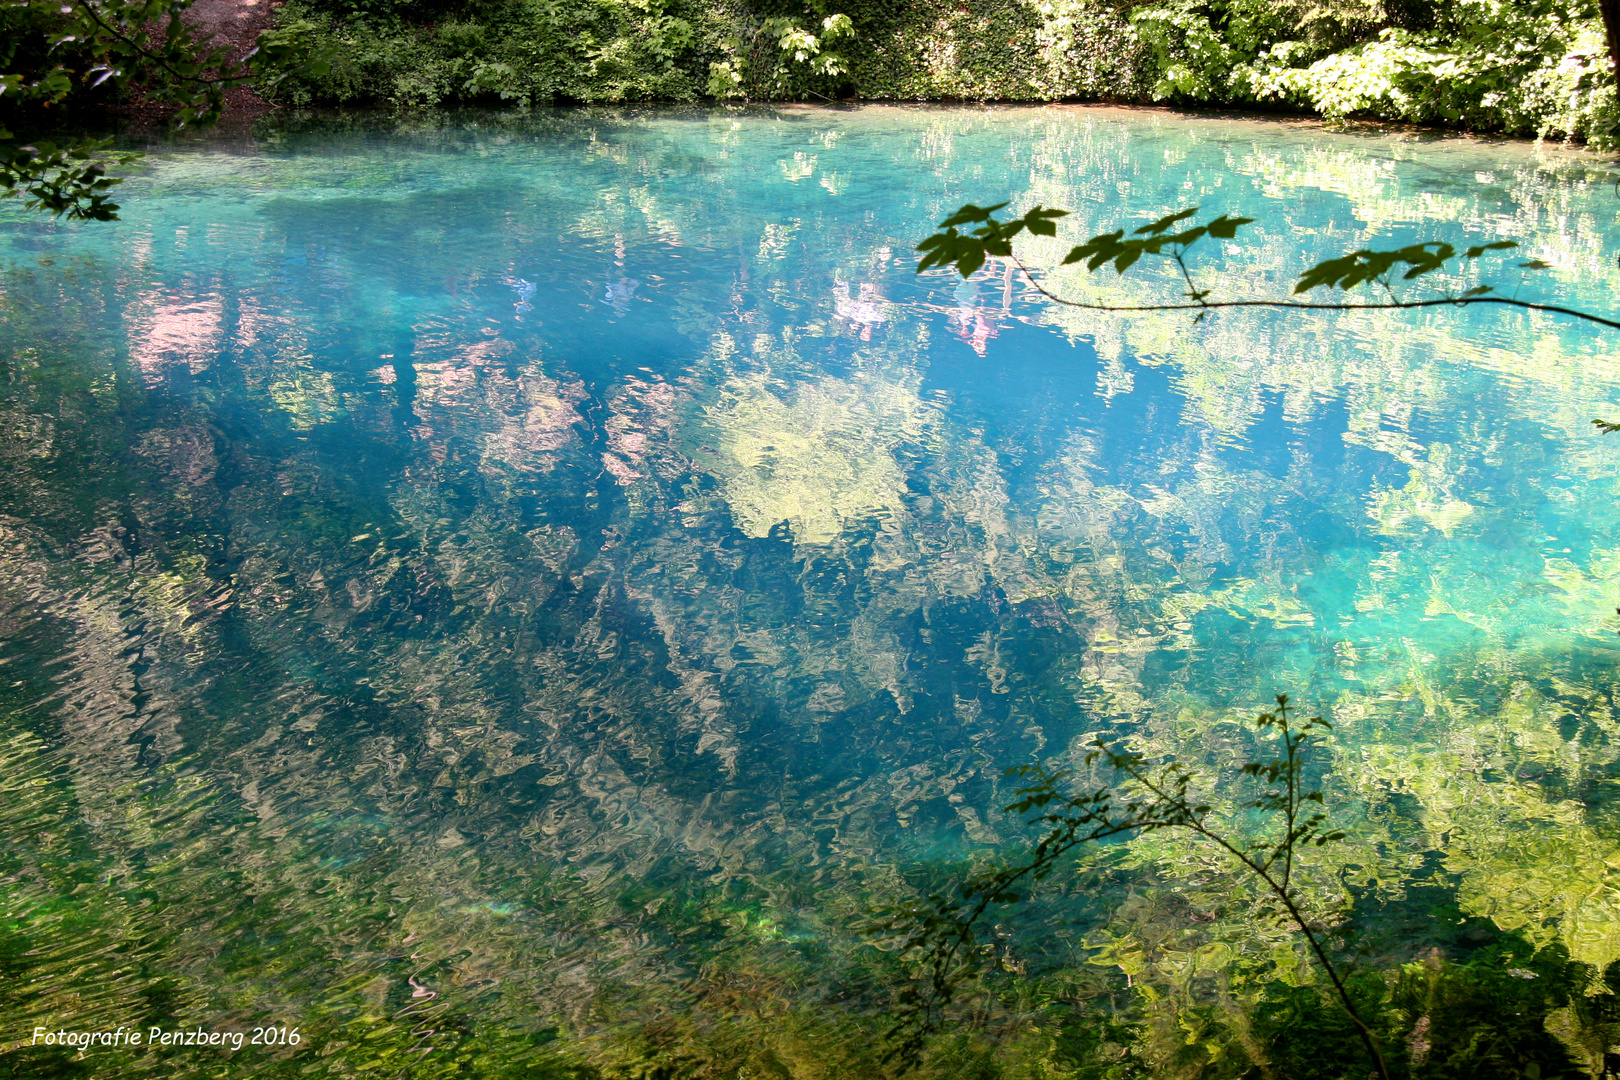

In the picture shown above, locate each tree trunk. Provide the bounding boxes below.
[1600,0,1620,93]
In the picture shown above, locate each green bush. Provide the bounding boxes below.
[267,0,709,107]
[264,0,1154,106]
[1244,0,1620,144]
[262,0,1619,147]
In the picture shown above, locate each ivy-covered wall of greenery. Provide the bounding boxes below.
[266,0,1620,146]
[264,0,1153,108]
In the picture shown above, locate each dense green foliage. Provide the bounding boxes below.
[264,0,1620,144]
[1134,0,1620,143]
[5,0,1617,217]
[0,0,317,219]
[265,0,1152,106]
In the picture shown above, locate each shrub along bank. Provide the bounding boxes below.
[264,0,1153,109]
[267,0,1620,144]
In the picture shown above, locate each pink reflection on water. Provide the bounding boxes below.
[833,280,888,341]
[946,259,1014,357]
[126,289,224,383]
[479,373,589,476]
[602,376,677,485]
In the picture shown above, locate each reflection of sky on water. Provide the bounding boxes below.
[3,106,1620,1072]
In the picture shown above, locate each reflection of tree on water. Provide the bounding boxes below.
[602,276,641,312]
[602,373,679,490]
[946,258,1015,356]
[507,275,536,314]
[832,279,889,340]
[4,110,1620,1076]
[601,232,641,315]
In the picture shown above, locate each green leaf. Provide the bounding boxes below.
[1062,229,1125,268]
[1205,214,1254,239]
[939,202,1008,227]
[1296,242,1458,293]
[1399,243,1455,279]
[1135,207,1199,235]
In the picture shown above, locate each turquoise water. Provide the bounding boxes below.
[4,106,1620,1075]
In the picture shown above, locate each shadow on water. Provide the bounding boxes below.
[3,105,1620,1075]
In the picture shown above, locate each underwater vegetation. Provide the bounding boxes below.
[1,108,1620,1076]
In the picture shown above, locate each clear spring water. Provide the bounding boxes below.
[3,105,1620,1075]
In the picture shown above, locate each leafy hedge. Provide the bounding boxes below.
[264,0,1154,107]
[264,0,1620,145]
[1135,0,1620,143]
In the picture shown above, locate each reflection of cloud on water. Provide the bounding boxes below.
[950,306,998,358]
[694,342,933,544]
[603,375,678,486]
[602,276,640,313]
[126,288,224,383]
[372,329,590,477]
[507,276,535,314]
[945,261,1013,356]
[412,338,515,410]
[478,373,588,477]
[832,280,888,341]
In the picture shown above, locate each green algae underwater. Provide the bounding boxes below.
[3,105,1620,1077]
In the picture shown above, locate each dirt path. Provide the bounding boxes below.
[184,0,278,112]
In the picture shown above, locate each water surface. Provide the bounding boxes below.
[3,105,1620,1075]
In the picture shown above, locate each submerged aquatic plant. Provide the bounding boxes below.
[872,695,1392,1078]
